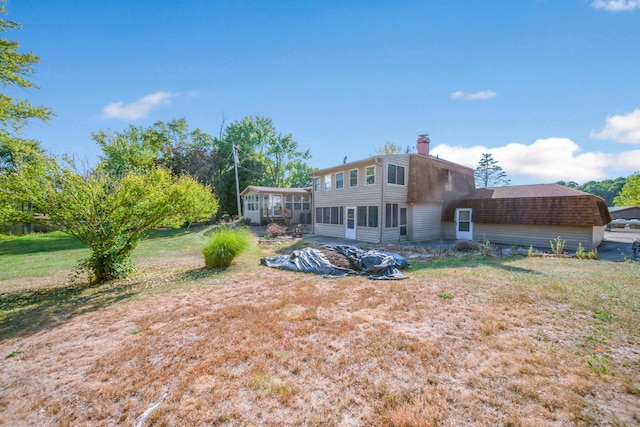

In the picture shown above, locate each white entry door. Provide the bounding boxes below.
[455,208,473,240]
[345,207,356,239]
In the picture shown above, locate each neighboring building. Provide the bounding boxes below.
[608,206,640,221]
[240,186,311,226]
[310,137,610,250]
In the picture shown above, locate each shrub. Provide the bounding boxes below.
[238,216,252,226]
[202,227,253,268]
[265,223,286,238]
[452,240,481,252]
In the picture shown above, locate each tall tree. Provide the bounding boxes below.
[0,2,53,171]
[474,153,510,188]
[219,116,312,215]
[613,173,640,207]
[94,118,220,189]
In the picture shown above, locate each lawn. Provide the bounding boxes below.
[1,228,639,426]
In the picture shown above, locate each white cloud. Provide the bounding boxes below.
[612,149,640,170]
[450,90,497,101]
[431,138,617,183]
[590,0,640,11]
[590,109,640,144]
[101,91,179,121]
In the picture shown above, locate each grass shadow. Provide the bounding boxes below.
[409,254,542,275]
[176,266,224,281]
[0,280,140,341]
[0,232,87,256]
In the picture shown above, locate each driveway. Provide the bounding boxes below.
[599,230,639,262]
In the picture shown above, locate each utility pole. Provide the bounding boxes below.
[232,144,242,218]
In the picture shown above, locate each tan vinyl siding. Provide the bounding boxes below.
[356,226,381,244]
[443,222,602,250]
[314,223,347,239]
[244,210,261,225]
[411,203,443,241]
[383,155,410,201]
[382,227,399,243]
[313,164,383,207]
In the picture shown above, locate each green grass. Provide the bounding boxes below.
[0,226,212,281]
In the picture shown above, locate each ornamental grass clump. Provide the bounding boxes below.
[202,227,253,268]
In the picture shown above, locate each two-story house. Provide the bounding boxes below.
[311,137,475,244]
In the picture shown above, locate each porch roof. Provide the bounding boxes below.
[240,186,311,197]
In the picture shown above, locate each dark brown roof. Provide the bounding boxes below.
[443,184,611,227]
[407,154,475,203]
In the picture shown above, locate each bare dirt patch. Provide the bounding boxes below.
[1,241,639,426]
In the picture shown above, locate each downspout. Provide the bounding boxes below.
[376,157,384,244]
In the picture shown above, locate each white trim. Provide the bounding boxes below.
[365,165,376,186]
[349,168,359,187]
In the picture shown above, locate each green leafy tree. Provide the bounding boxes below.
[0,158,218,283]
[613,173,640,207]
[474,153,510,188]
[557,177,627,206]
[219,116,312,215]
[0,2,53,171]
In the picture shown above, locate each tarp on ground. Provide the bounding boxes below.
[260,245,408,280]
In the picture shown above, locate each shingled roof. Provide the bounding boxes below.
[240,186,311,197]
[443,184,611,227]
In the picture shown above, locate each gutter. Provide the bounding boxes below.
[376,157,384,244]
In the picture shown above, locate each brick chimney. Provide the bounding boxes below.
[417,134,430,156]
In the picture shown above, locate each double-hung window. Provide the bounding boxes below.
[335,172,344,189]
[314,177,320,192]
[324,175,332,191]
[349,169,358,187]
[365,166,376,185]
[387,164,405,185]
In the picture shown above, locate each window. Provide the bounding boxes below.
[357,206,378,228]
[385,203,398,228]
[349,169,358,187]
[330,207,344,224]
[314,177,320,192]
[387,164,405,185]
[400,208,407,236]
[324,175,332,191]
[246,194,258,211]
[368,206,378,228]
[262,195,270,209]
[323,207,331,224]
[285,194,307,210]
[335,172,344,189]
[317,206,344,225]
[365,166,375,185]
[357,206,367,227]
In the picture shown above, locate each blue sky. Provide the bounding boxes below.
[7,0,640,185]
